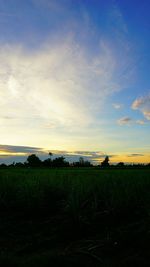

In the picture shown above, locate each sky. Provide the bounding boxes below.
[0,0,150,164]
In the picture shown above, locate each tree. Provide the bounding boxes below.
[0,163,7,169]
[79,157,84,166]
[42,152,53,167]
[52,156,69,167]
[43,158,52,167]
[101,156,109,167]
[49,152,53,157]
[15,162,24,168]
[73,157,92,167]
[26,154,41,167]
[117,162,125,168]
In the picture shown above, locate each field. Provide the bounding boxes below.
[0,167,150,266]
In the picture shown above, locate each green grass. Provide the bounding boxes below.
[0,168,150,266]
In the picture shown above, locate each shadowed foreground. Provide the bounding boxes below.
[0,168,150,266]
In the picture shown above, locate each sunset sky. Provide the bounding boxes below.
[0,0,150,164]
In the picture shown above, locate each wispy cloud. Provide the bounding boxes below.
[132,95,150,120]
[0,2,135,150]
[117,117,146,126]
[112,103,123,109]
[136,120,146,125]
[0,35,131,133]
[117,117,132,125]
[110,4,128,35]
[32,0,70,13]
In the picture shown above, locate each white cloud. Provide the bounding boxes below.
[0,36,129,133]
[132,95,150,120]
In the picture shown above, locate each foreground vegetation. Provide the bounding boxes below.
[0,168,150,266]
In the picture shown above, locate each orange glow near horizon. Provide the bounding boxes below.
[93,154,150,164]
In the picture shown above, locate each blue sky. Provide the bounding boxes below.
[0,0,150,164]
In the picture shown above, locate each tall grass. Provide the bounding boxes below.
[0,168,150,266]
[0,168,150,221]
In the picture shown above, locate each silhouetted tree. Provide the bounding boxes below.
[15,162,24,168]
[79,157,84,165]
[52,156,69,167]
[43,158,52,167]
[8,162,15,168]
[26,154,41,167]
[117,162,125,168]
[42,152,53,167]
[0,163,7,168]
[101,156,110,167]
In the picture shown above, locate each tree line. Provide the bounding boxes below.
[0,153,150,169]
[0,153,92,168]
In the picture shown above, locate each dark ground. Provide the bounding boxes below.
[0,168,150,266]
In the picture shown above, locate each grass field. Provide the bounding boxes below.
[0,167,150,266]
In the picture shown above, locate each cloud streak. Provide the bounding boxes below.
[0,144,43,155]
[117,117,146,126]
[127,153,144,157]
